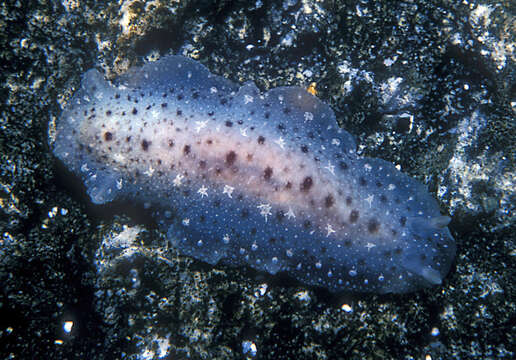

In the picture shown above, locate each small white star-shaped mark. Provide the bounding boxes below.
[304,112,314,122]
[240,127,249,137]
[222,185,234,198]
[365,242,376,251]
[197,185,208,198]
[365,194,374,207]
[331,138,341,146]
[182,218,190,226]
[173,174,184,187]
[285,207,296,219]
[195,120,208,133]
[222,234,230,244]
[257,203,272,222]
[324,161,335,175]
[144,166,155,177]
[325,224,336,237]
[275,137,286,149]
[113,153,126,163]
[244,94,254,104]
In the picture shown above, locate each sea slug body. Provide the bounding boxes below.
[52,55,455,293]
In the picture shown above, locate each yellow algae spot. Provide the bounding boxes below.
[307,82,317,96]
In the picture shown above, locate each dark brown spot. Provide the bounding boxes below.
[168,139,174,147]
[400,217,407,226]
[349,210,359,223]
[199,160,207,169]
[132,108,138,115]
[103,132,113,141]
[161,103,167,108]
[241,209,249,218]
[263,167,273,180]
[303,220,311,229]
[376,181,382,187]
[301,145,309,153]
[344,239,352,247]
[141,139,150,151]
[324,194,335,208]
[339,161,348,170]
[176,109,182,116]
[183,145,191,155]
[380,195,387,203]
[359,177,367,186]
[276,211,285,222]
[300,176,313,192]
[105,110,112,116]
[367,219,380,233]
[285,181,292,190]
[394,247,403,255]
[225,121,233,127]
[226,151,237,166]
[125,136,131,142]
[257,136,265,144]
[206,139,213,145]
[246,153,253,161]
